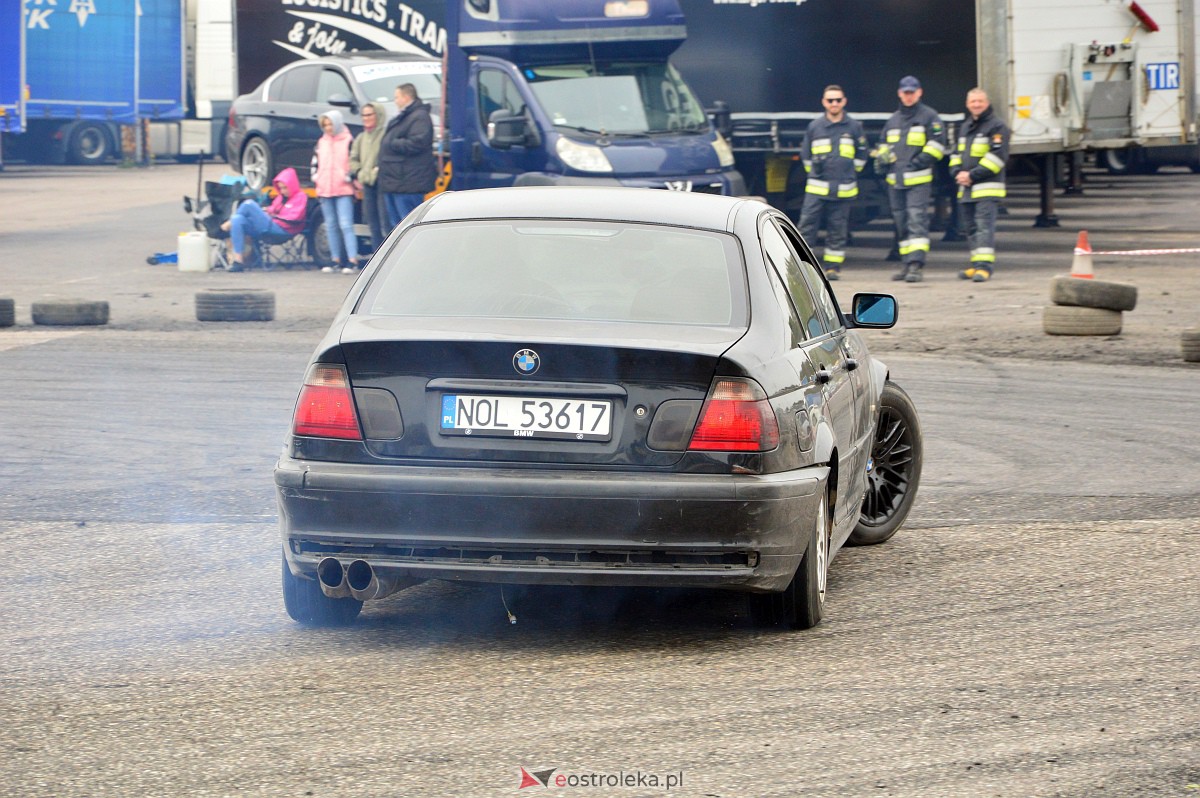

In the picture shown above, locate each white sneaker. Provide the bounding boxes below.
[341,267,357,274]
[321,266,335,273]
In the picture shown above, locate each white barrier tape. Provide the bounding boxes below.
[1080,247,1200,256]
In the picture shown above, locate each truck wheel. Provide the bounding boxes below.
[31,300,109,326]
[240,138,273,191]
[850,382,923,546]
[1049,275,1138,312]
[282,553,362,627]
[1181,328,1200,362]
[68,123,113,165]
[0,298,15,327]
[195,289,275,322]
[1042,305,1122,336]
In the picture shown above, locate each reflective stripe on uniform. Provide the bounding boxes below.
[899,237,931,255]
[824,250,846,264]
[948,155,962,168]
[837,182,858,198]
[902,168,933,186]
[971,181,1006,198]
[980,152,1006,173]
[805,178,831,196]
[970,247,996,263]
[854,158,866,172]
[886,128,901,143]
[970,137,990,157]
[885,173,897,186]
[811,137,833,155]
[802,160,813,172]
[906,125,926,146]
[922,139,946,160]
[839,139,856,158]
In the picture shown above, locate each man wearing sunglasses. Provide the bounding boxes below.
[798,85,868,280]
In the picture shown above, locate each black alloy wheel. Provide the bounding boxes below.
[849,381,922,546]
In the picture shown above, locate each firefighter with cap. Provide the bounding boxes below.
[950,87,1010,282]
[875,75,948,282]
[798,84,868,280]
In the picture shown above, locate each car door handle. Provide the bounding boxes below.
[844,358,859,371]
[815,369,833,384]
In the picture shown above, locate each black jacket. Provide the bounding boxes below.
[880,102,947,188]
[949,106,1010,202]
[378,101,437,194]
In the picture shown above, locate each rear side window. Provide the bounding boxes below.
[275,65,319,103]
[359,221,747,326]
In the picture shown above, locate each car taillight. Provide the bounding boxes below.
[228,108,237,129]
[688,378,780,452]
[292,364,362,440]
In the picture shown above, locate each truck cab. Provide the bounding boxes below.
[447,0,745,195]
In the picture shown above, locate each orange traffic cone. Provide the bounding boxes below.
[1071,230,1094,278]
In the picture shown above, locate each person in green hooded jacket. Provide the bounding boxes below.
[349,100,389,255]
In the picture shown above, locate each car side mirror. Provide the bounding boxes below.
[327,93,355,110]
[487,110,530,149]
[850,293,897,328]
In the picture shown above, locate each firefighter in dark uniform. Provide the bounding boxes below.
[875,76,948,283]
[950,88,1010,282]
[798,85,868,280]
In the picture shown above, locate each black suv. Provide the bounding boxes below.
[225,52,443,190]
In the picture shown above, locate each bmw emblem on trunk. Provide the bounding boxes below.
[514,349,540,375]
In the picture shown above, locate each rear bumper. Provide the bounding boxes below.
[275,457,825,593]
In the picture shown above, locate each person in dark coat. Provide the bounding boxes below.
[378,83,438,228]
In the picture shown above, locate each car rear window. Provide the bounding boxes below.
[358,220,747,326]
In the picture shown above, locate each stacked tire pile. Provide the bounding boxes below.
[1043,276,1137,336]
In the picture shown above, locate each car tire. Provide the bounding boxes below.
[750,488,829,630]
[1181,328,1200,362]
[310,217,334,267]
[0,298,14,327]
[1049,275,1137,312]
[195,289,276,322]
[282,552,362,627]
[850,381,923,546]
[240,137,273,192]
[68,122,113,165]
[31,300,110,326]
[1042,305,1122,336]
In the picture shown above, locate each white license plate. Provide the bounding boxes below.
[440,394,612,441]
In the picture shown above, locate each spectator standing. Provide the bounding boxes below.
[379,83,438,227]
[876,76,947,283]
[798,85,868,280]
[314,109,360,274]
[220,168,307,272]
[949,88,1010,282]
[350,100,389,256]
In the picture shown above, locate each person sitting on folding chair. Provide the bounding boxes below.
[221,167,307,271]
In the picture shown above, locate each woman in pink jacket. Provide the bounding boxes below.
[314,109,360,273]
[221,167,307,272]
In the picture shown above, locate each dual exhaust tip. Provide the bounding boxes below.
[317,557,415,602]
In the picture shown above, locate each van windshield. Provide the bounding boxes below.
[523,62,709,135]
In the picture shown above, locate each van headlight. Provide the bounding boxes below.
[556,137,613,173]
[711,132,735,167]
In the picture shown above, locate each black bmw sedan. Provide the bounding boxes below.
[275,187,922,629]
